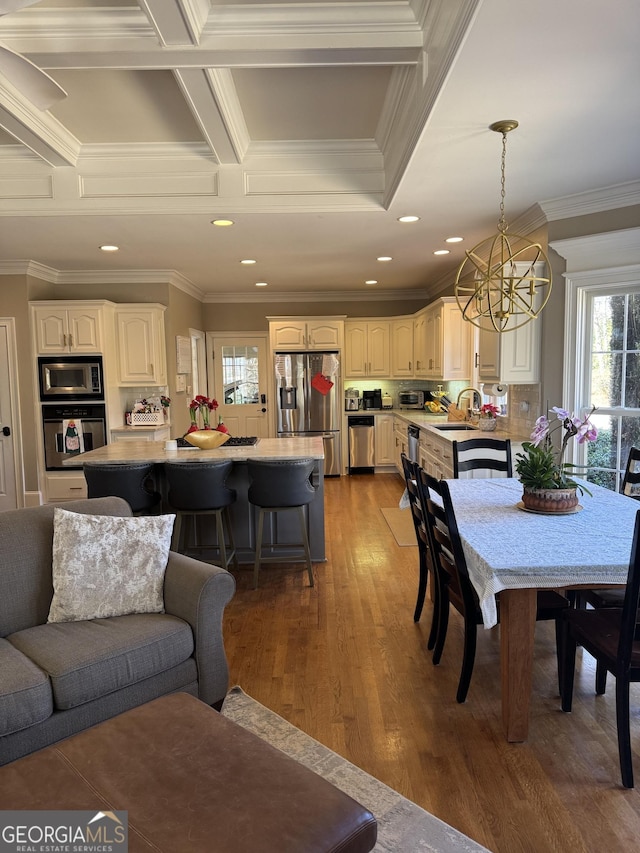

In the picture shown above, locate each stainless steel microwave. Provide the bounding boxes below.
[38,355,104,401]
[398,390,425,409]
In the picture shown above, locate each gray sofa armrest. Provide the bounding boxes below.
[163,552,236,706]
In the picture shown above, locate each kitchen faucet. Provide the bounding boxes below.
[456,387,482,419]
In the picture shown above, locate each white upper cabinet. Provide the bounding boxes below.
[115,304,167,386]
[32,302,106,354]
[391,318,414,378]
[413,311,428,378]
[344,320,390,377]
[269,318,344,350]
[424,298,471,381]
[477,263,545,384]
[478,317,541,384]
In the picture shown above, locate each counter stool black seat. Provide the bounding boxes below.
[165,460,238,571]
[247,458,316,589]
[83,462,161,516]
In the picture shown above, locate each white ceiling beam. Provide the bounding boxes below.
[138,0,209,46]
[174,67,249,164]
[0,6,422,70]
[0,82,80,165]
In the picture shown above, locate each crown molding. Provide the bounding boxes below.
[202,287,430,304]
[0,260,58,281]
[0,257,430,303]
[539,181,640,221]
[550,227,640,272]
[0,262,204,299]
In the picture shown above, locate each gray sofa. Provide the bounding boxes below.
[0,497,236,765]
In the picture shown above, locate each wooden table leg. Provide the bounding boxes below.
[500,587,537,742]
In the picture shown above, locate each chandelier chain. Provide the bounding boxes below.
[498,130,508,234]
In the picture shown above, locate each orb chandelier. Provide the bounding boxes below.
[454,120,552,333]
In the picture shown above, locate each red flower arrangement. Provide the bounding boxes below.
[187,395,219,432]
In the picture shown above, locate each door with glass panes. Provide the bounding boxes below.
[206,334,269,438]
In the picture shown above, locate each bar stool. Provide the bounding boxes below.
[83,462,162,515]
[247,458,316,589]
[164,460,238,571]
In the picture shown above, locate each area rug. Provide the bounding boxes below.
[380,506,417,547]
[222,686,490,853]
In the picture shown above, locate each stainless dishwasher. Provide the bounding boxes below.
[348,415,375,473]
[407,424,420,463]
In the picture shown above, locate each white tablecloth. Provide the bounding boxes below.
[444,478,639,628]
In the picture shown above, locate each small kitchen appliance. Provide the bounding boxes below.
[398,390,425,409]
[382,393,393,409]
[345,388,360,411]
[38,355,104,401]
[362,389,382,410]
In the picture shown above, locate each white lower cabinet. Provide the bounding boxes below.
[393,418,408,475]
[419,429,453,479]
[111,426,170,442]
[374,415,395,466]
[46,474,87,502]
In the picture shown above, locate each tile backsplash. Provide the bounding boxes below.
[350,377,543,439]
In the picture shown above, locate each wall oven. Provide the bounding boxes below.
[38,355,104,401]
[42,403,107,470]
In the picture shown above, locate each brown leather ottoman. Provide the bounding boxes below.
[0,693,377,853]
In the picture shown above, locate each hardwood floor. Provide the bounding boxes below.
[223,473,640,852]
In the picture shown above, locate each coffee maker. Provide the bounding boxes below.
[345,388,360,411]
[362,389,382,410]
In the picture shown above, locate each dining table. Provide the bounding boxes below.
[443,476,640,742]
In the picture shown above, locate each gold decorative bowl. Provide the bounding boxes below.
[183,430,230,449]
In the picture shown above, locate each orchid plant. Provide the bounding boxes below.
[515,405,598,493]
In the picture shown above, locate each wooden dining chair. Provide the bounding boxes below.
[400,453,439,650]
[561,511,640,788]
[452,437,513,479]
[417,466,569,703]
[574,447,640,625]
[622,446,640,500]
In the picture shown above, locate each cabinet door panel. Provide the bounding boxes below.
[344,324,368,377]
[68,310,101,352]
[36,311,67,352]
[368,322,390,376]
[391,319,414,377]
[308,321,342,349]
[271,322,306,349]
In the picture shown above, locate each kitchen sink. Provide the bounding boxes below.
[432,424,477,431]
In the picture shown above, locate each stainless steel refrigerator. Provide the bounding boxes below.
[275,351,341,476]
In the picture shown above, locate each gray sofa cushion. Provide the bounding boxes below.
[0,497,133,636]
[8,614,194,711]
[0,639,52,737]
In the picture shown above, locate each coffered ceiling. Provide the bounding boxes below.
[0,0,638,301]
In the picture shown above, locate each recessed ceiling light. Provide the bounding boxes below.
[365,280,378,285]
[434,249,450,256]
[446,236,463,243]
[255,282,268,287]
[397,215,420,223]
[211,219,234,227]
[377,256,392,262]
[99,245,119,252]
[240,259,256,264]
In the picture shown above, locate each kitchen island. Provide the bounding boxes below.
[67,436,326,563]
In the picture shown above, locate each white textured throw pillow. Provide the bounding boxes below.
[48,508,175,624]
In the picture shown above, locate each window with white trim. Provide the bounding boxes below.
[585,288,640,490]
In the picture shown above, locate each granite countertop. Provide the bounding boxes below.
[64,436,325,466]
[390,410,529,443]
